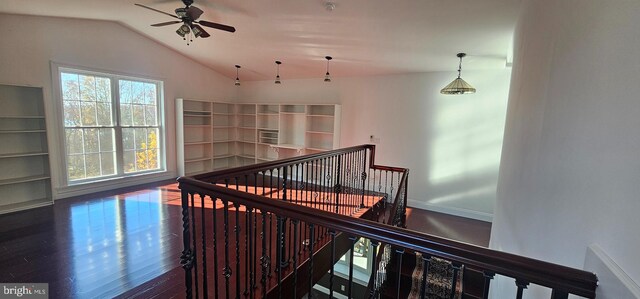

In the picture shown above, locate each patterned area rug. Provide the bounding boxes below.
[408,253,463,299]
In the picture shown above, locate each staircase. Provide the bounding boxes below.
[177,145,598,299]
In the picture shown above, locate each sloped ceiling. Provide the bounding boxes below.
[0,0,520,80]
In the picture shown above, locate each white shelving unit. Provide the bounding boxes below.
[177,99,341,174]
[0,84,52,214]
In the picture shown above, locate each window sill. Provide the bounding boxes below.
[55,169,175,200]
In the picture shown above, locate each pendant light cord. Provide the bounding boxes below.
[457,56,462,79]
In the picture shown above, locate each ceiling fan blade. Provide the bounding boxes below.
[151,20,182,27]
[193,25,210,38]
[196,20,236,33]
[134,3,180,19]
[187,6,204,20]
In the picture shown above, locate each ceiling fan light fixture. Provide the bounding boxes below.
[235,65,241,86]
[441,53,476,95]
[324,56,332,82]
[176,23,190,38]
[192,25,202,38]
[275,61,282,84]
[175,8,188,17]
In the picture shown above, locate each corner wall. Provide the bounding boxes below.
[0,13,235,199]
[238,70,511,221]
[490,0,640,296]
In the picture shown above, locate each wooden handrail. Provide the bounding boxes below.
[177,176,598,298]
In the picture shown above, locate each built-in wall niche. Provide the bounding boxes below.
[184,142,212,162]
[237,142,256,159]
[213,142,233,158]
[237,104,256,115]
[238,114,256,128]
[258,129,278,145]
[280,104,305,114]
[279,112,305,147]
[0,84,52,214]
[257,143,278,162]
[258,104,279,114]
[258,114,279,130]
[237,129,256,142]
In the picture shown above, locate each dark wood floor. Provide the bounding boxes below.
[0,182,490,298]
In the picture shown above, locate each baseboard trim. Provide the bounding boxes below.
[407,199,493,223]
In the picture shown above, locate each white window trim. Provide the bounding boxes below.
[52,62,167,188]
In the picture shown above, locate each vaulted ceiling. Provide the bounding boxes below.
[0,0,521,80]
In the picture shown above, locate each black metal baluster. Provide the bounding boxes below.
[348,236,357,299]
[180,190,194,299]
[190,193,200,299]
[335,155,342,214]
[234,200,241,299]
[420,254,432,299]
[292,219,300,299]
[260,207,268,298]
[369,240,379,299]
[268,170,273,277]
[329,230,337,298]
[275,214,283,298]
[280,167,288,269]
[395,248,405,299]
[200,194,209,299]
[244,176,249,296]
[550,289,569,299]
[223,196,231,299]
[212,196,220,299]
[449,263,461,299]
[482,271,494,299]
[308,224,315,299]
[515,279,528,299]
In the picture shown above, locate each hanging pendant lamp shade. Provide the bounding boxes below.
[274,61,282,84]
[234,65,241,86]
[324,56,332,82]
[441,53,476,95]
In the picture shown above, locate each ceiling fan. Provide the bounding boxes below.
[135,0,236,44]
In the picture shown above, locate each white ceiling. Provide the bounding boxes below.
[0,0,521,81]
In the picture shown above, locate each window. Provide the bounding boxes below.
[59,67,164,184]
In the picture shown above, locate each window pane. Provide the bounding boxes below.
[96,102,112,126]
[147,149,159,170]
[145,105,157,126]
[96,77,111,102]
[61,73,80,101]
[132,105,145,126]
[63,101,81,127]
[136,150,148,171]
[131,81,144,104]
[66,129,84,154]
[119,80,132,103]
[147,128,159,149]
[79,75,96,102]
[99,129,114,152]
[122,128,134,150]
[85,153,101,177]
[123,150,136,173]
[81,102,97,126]
[144,83,156,105]
[67,155,85,180]
[84,128,99,153]
[100,152,116,176]
[135,128,147,150]
[120,104,132,126]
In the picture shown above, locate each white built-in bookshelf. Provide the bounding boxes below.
[176,99,341,176]
[0,84,52,214]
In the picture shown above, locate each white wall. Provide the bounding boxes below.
[238,70,511,221]
[0,13,235,199]
[490,0,640,296]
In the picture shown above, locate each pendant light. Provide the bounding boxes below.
[234,65,241,86]
[324,56,332,82]
[440,53,476,95]
[274,61,282,84]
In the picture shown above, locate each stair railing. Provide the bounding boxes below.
[178,144,597,299]
[178,144,409,298]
